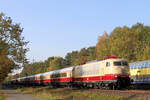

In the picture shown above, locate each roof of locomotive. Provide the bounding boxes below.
[86,59,102,64]
[85,55,127,64]
[85,58,127,65]
[104,58,127,62]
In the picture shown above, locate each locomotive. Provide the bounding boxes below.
[5,55,131,89]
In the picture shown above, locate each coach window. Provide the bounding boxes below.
[142,63,146,68]
[106,62,110,67]
[61,73,67,77]
[133,64,135,69]
[146,62,149,68]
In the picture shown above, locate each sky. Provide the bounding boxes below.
[0,0,150,62]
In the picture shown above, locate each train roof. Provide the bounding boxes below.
[11,78,17,81]
[34,66,75,76]
[129,60,150,64]
[129,60,150,69]
[17,77,26,80]
[85,55,124,64]
[34,73,43,77]
[51,66,74,74]
[38,71,53,76]
[85,58,126,65]
[26,75,35,78]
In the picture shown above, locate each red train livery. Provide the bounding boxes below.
[5,56,131,89]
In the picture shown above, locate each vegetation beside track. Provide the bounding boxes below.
[0,90,7,100]
[17,87,146,100]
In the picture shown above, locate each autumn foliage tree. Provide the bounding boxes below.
[47,57,65,71]
[0,13,28,83]
[96,23,150,62]
[96,31,109,59]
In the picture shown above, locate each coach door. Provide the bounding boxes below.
[136,69,141,81]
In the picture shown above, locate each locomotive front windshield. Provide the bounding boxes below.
[114,61,128,66]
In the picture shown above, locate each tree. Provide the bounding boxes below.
[0,55,15,82]
[86,46,96,61]
[108,26,138,61]
[96,23,150,62]
[0,13,28,83]
[47,57,65,71]
[96,31,109,59]
[65,51,79,66]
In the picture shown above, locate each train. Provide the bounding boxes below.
[129,60,150,84]
[4,55,131,89]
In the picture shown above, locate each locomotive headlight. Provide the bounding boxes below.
[114,75,118,78]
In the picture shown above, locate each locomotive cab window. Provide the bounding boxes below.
[106,62,110,67]
[122,61,128,66]
[114,61,128,66]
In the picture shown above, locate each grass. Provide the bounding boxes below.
[34,93,63,100]
[17,87,147,100]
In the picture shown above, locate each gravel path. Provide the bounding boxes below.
[2,89,42,100]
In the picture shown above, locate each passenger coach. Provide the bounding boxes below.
[129,60,150,84]
[33,67,74,86]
